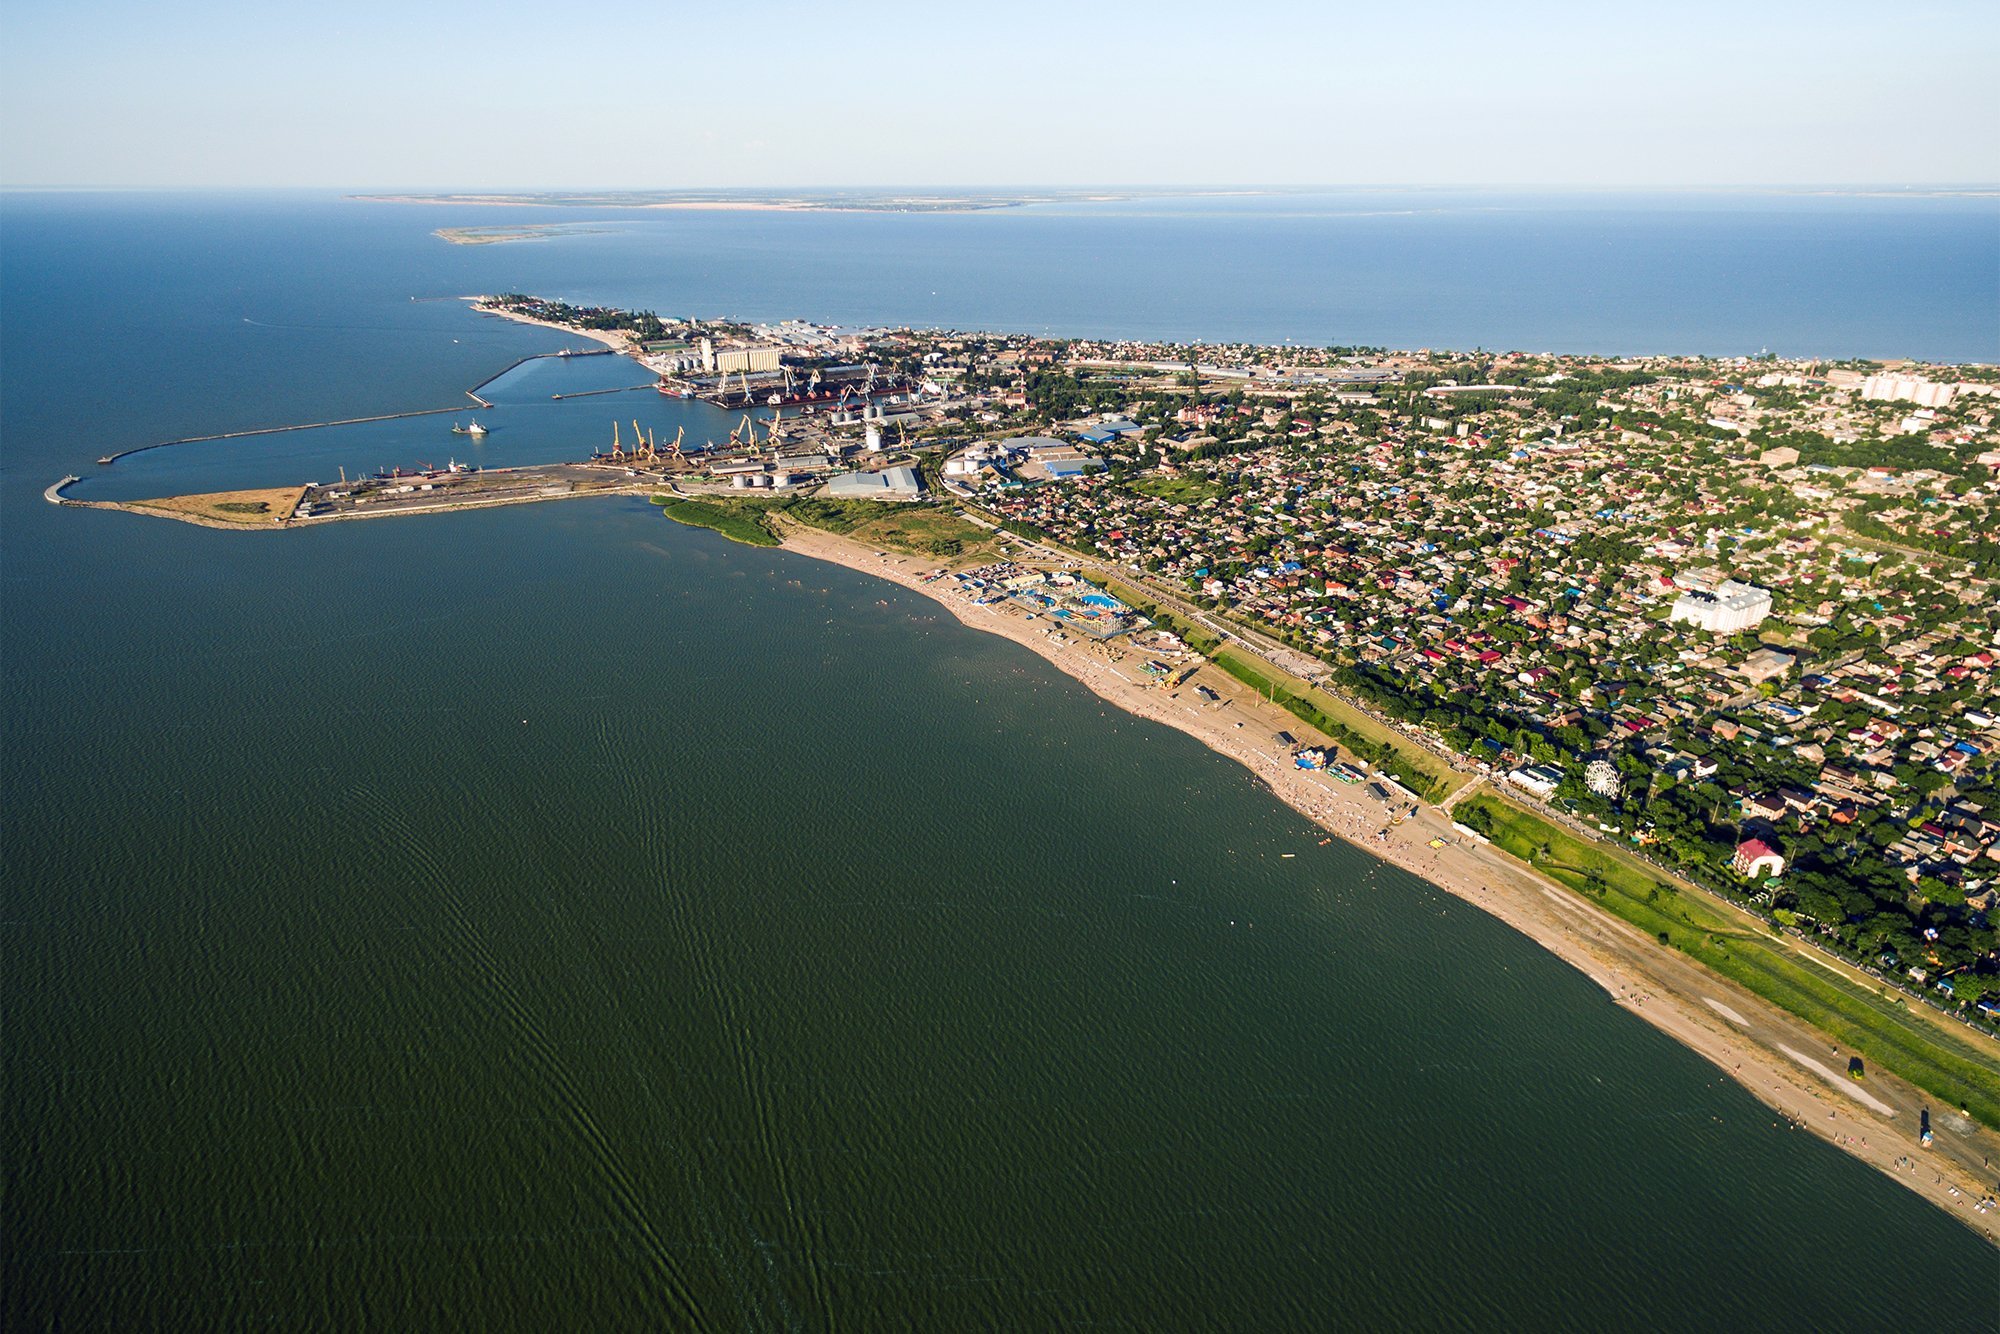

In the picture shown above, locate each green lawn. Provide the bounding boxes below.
[1459,792,2000,1128]
[782,499,997,561]
[1127,474,1225,505]
[650,496,780,546]
[654,494,997,561]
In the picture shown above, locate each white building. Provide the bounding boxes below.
[1505,765,1563,799]
[713,346,783,375]
[1733,837,1785,880]
[823,466,923,501]
[1669,579,1772,634]
[1860,374,1956,410]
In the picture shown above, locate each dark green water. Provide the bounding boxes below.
[4,195,1995,1328]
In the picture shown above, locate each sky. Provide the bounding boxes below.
[2,0,1996,189]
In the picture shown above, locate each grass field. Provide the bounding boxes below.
[653,494,1000,562]
[1126,475,1225,505]
[129,487,307,525]
[782,500,997,561]
[650,496,781,546]
[1459,791,2000,1128]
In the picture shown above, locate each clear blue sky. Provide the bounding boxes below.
[3,0,1995,188]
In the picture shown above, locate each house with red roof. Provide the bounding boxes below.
[1733,837,1785,879]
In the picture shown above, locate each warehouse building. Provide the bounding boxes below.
[823,466,924,501]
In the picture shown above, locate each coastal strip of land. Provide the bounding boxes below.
[50,465,656,531]
[436,224,612,246]
[769,517,2000,1245]
[360,189,1209,215]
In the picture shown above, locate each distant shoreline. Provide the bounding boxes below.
[359,188,1278,216]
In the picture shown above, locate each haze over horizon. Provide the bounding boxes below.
[3,0,1995,190]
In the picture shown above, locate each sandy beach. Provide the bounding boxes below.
[468,300,638,356]
[778,521,2000,1245]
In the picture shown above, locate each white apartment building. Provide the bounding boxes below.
[1669,579,1773,634]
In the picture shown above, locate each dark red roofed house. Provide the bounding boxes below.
[1733,837,1785,879]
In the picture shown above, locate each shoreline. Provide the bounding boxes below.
[774,519,2000,1245]
[467,299,641,357]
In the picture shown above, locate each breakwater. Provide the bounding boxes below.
[95,349,617,466]
[96,406,469,464]
[466,348,616,400]
[549,383,656,401]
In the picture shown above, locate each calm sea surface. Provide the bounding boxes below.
[3,192,1996,1329]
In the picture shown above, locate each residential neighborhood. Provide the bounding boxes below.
[915,338,2000,1021]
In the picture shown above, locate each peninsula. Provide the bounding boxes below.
[60,295,2000,1240]
[359,188,1188,214]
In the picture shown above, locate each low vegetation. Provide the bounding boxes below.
[1127,474,1226,505]
[650,496,781,546]
[652,493,997,562]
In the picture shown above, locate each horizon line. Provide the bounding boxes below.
[4,182,1998,195]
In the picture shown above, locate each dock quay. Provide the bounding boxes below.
[287,462,659,526]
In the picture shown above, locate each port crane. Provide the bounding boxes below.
[631,420,665,463]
